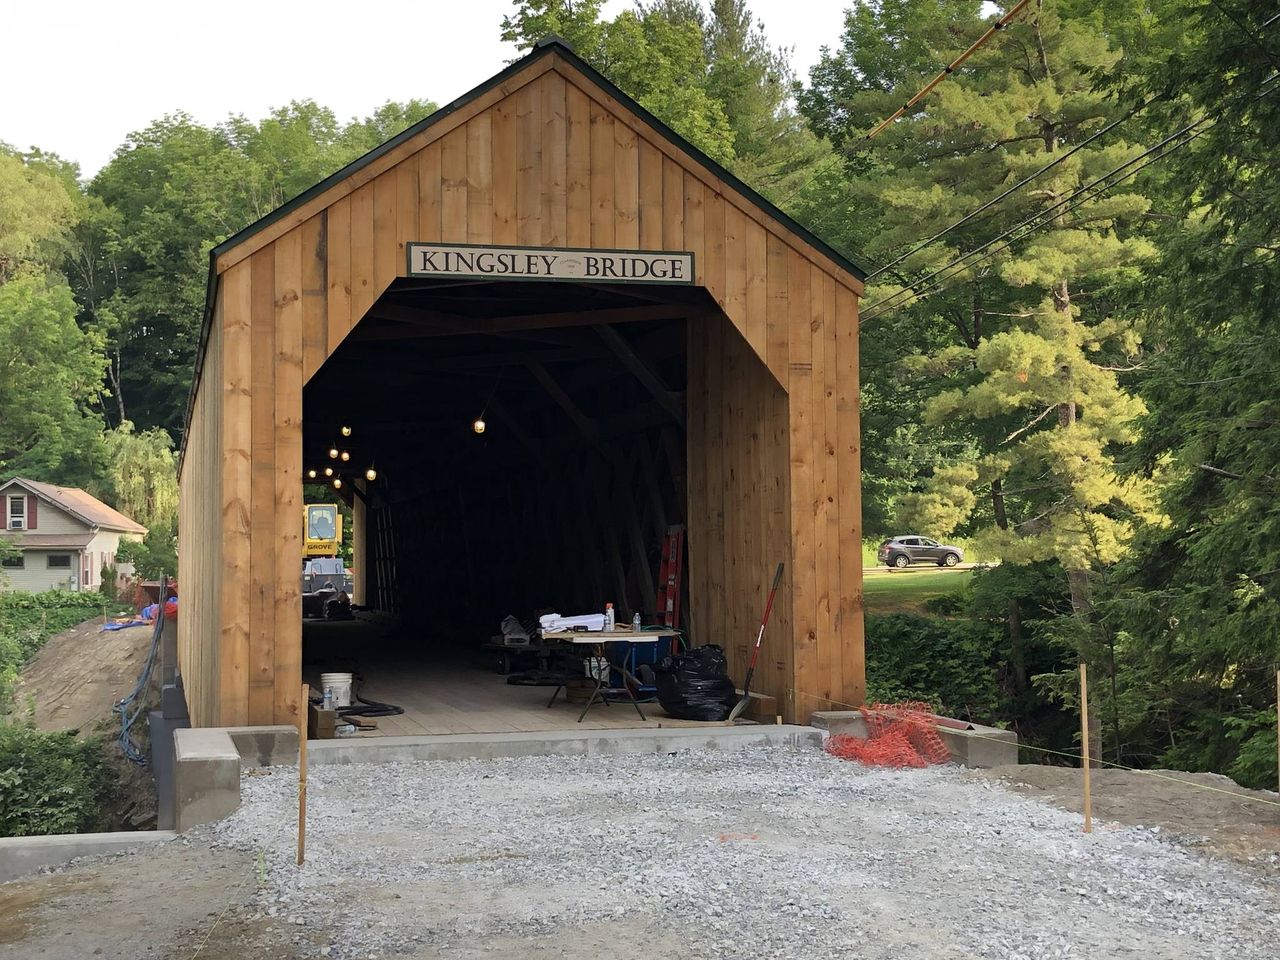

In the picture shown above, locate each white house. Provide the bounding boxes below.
[0,478,147,593]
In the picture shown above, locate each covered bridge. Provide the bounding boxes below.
[177,38,866,729]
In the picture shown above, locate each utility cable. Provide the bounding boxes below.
[862,75,1279,321]
[1207,0,1280,70]
[863,9,1280,284]
[860,73,1280,321]
[772,2,1035,213]
[864,0,1034,141]
[865,100,1155,281]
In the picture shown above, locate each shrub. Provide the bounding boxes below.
[0,590,114,705]
[865,613,1003,721]
[0,722,114,836]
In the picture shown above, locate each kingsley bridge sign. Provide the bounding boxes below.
[406,243,695,284]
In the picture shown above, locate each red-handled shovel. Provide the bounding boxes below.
[728,562,785,722]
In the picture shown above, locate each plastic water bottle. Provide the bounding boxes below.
[632,612,642,632]
[322,688,333,711]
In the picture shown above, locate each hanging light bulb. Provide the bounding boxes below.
[340,450,350,462]
[365,467,377,482]
[473,418,486,435]
[333,477,343,489]
[307,469,317,479]
[328,447,338,459]
[324,466,334,477]
[340,425,352,437]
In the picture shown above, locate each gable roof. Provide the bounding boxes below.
[208,37,866,282]
[0,478,148,535]
[182,36,867,462]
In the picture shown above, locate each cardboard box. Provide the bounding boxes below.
[308,704,337,740]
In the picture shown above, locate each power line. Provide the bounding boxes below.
[865,100,1155,281]
[864,0,1034,140]
[862,9,1280,282]
[860,71,1280,320]
[772,2,1035,213]
[1207,0,1280,70]
[860,75,1280,322]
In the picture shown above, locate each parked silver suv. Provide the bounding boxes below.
[877,535,964,568]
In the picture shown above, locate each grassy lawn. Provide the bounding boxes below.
[862,568,973,615]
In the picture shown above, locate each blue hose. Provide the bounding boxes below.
[113,594,165,765]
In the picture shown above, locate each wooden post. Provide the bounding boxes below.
[1275,667,1279,798]
[297,682,308,866]
[1080,663,1092,834]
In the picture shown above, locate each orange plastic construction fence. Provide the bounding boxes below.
[825,702,952,768]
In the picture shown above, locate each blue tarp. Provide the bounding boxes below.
[101,620,150,632]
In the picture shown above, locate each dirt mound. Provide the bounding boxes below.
[10,618,153,734]
[971,763,1280,872]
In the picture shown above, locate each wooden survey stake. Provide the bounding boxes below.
[297,682,308,866]
[1080,664,1092,835]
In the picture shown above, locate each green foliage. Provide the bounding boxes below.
[116,523,177,582]
[103,420,178,531]
[0,272,109,485]
[895,463,978,537]
[82,99,437,439]
[0,146,78,282]
[1079,0,1280,789]
[865,613,1002,720]
[800,2,1159,576]
[0,721,113,837]
[504,1,736,164]
[0,591,108,704]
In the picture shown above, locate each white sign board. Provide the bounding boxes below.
[406,243,694,284]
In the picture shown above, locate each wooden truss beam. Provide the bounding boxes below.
[595,325,685,427]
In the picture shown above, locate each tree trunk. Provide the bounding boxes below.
[1053,276,1101,764]
[991,479,1028,696]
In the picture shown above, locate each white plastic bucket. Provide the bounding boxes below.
[319,672,353,708]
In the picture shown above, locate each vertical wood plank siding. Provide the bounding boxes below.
[182,62,864,725]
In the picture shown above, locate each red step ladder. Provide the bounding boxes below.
[656,525,685,642]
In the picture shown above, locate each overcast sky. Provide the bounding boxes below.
[3,0,850,178]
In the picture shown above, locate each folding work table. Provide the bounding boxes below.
[542,629,680,723]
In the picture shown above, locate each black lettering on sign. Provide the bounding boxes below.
[476,252,496,273]
[585,256,601,277]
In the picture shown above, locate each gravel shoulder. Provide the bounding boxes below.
[970,763,1280,873]
[3,746,1278,960]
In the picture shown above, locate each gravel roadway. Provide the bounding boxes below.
[4,745,1279,959]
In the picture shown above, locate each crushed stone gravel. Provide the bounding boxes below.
[198,745,1280,960]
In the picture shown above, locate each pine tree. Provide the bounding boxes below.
[803,1,1160,715]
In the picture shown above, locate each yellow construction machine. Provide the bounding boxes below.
[303,503,343,558]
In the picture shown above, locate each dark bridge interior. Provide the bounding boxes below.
[303,276,721,647]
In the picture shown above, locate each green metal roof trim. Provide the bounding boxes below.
[181,36,865,460]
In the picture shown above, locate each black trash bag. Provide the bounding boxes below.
[653,644,738,721]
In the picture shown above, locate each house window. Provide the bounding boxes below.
[1,554,22,569]
[7,496,25,531]
[47,554,72,569]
